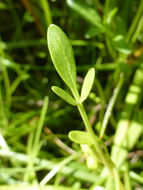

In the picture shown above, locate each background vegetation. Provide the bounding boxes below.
[0,0,143,189]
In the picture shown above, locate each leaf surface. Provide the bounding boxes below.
[48,24,78,97]
[79,68,95,103]
[52,86,76,106]
[69,130,92,145]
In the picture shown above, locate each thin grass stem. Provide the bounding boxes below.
[100,73,124,139]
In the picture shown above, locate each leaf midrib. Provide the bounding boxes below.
[55,33,76,91]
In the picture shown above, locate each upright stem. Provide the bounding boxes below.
[77,103,125,189]
[24,96,49,182]
[131,15,143,43]
[40,0,52,27]
[77,103,114,176]
[104,0,110,23]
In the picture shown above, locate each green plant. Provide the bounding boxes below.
[0,1,143,189]
[47,24,124,190]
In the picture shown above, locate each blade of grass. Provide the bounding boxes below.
[0,39,11,108]
[132,15,143,43]
[20,0,45,36]
[0,149,101,183]
[40,151,81,185]
[110,67,143,169]
[126,0,143,42]
[130,171,143,184]
[24,96,49,182]
[124,163,132,190]
[0,185,87,190]
[100,73,124,139]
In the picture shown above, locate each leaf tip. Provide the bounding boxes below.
[90,67,95,75]
[51,86,56,92]
[48,24,56,30]
[47,24,59,39]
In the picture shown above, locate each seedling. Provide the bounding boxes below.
[47,24,124,190]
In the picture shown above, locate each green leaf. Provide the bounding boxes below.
[79,68,95,103]
[52,86,76,106]
[47,24,78,99]
[112,35,131,54]
[67,0,104,30]
[69,130,92,145]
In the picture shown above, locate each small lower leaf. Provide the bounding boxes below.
[52,86,76,106]
[69,130,92,145]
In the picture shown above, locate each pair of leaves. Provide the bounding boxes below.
[52,67,95,105]
[48,24,95,105]
[52,68,95,105]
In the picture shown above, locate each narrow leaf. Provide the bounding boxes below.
[47,24,78,96]
[69,130,92,145]
[52,86,76,106]
[67,0,104,30]
[79,68,95,103]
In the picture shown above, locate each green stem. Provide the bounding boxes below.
[132,15,143,43]
[103,0,117,60]
[24,96,49,182]
[0,133,9,151]
[114,169,125,190]
[0,149,101,184]
[124,163,132,190]
[0,185,87,190]
[104,0,110,23]
[40,0,52,27]
[77,103,114,176]
[10,74,25,94]
[0,85,8,127]
[3,66,11,108]
[130,171,143,184]
[77,104,125,189]
[105,35,117,60]
[126,0,143,42]
[33,96,49,154]
[0,38,11,108]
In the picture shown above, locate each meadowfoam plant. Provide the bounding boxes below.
[47,24,125,190]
